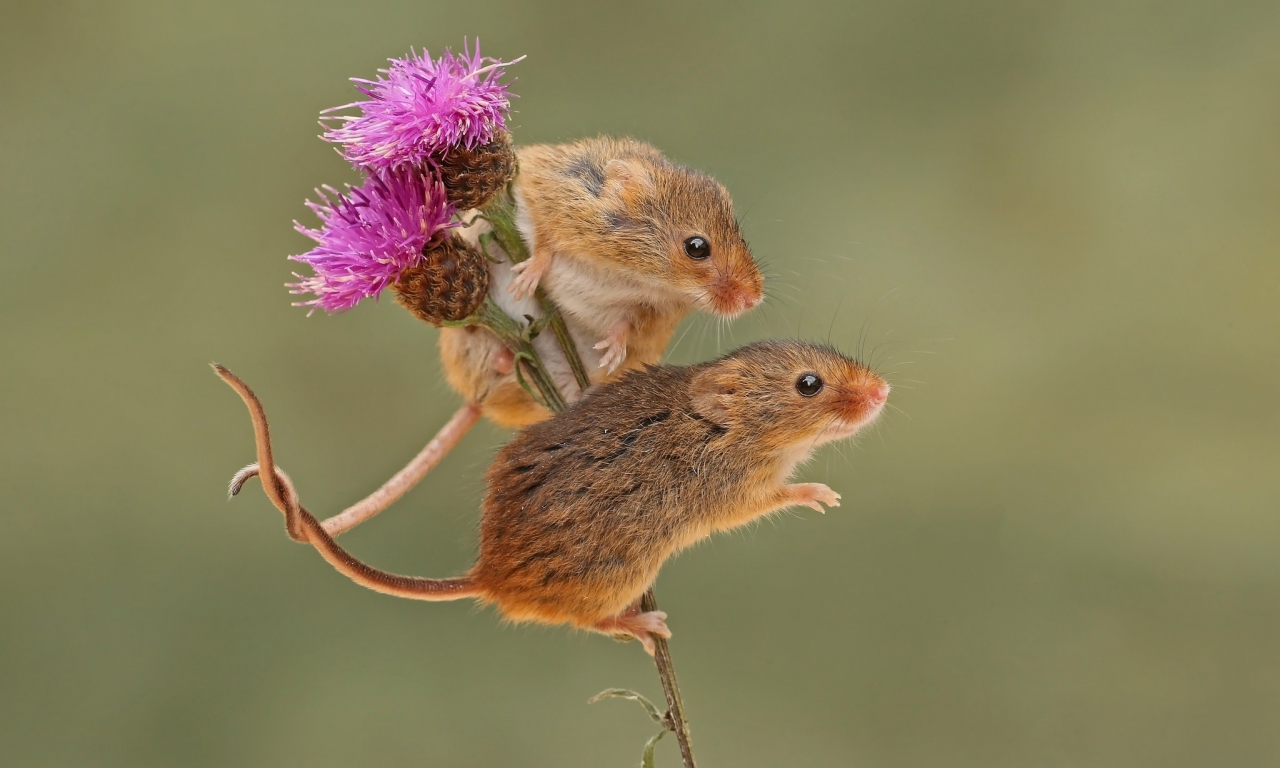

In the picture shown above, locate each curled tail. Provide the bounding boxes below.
[228,401,481,537]
[213,363,477,602]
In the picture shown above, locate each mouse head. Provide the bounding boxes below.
[690,341,888,453]
[601,157,763,317]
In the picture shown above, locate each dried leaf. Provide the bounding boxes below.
[589,688,667,725]
[641,728,667,768]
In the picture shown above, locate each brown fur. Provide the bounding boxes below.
[229,140,764,547]
[468,341,887,629]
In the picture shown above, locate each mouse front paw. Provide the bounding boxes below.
[508,256,549,300]
[593,321,630,373]
[785,482,841,513]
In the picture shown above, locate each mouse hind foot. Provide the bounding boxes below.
[782,482,841,513]
[592,608,671,655]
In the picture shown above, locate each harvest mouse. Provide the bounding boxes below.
[441,135,764,425]
[506,136,761,370]
[216,340,889,653]
[233,136,766,536]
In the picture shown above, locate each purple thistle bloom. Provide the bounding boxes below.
[322,42,521,172]
[289,168,457,314]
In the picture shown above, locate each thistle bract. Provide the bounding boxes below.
[393,234,491,325]
[289,168,456,314]
[322,42,519,172]
[438,130,517,209]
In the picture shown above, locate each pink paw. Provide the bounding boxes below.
[508,258,547,300]
[595,609,672,655]
[787,483,841,513]
[593,322,630,373]
[627,610,672,656]
[593,337,628,373]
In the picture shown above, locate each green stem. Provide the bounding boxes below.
[445,297,566,413]
[482,190,593,393]
[642,588,696,768]
[475,185,696,768]
[542,306,592,393]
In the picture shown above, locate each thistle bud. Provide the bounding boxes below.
[437,131,517,210]
[392,234,491,325]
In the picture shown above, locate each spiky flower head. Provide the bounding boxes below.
[289,167,457,314]
[322,42,521,173]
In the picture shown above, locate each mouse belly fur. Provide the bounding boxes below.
[468,532,672,629]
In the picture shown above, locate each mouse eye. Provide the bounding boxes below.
[683,236,711,260]
[795,372,824,397]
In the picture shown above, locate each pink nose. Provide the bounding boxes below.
[717,286,760,316]
[868,383,889,406]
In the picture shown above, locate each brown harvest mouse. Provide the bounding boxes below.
[233,136,766,538]
[216,340,889,654]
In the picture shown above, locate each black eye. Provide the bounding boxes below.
[796,372,823,397]
[683,236,710,260]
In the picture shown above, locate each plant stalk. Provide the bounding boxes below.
[642,588,696,767]
[480,187,696,767]
[447,297,567,413]
[482,189,593,393]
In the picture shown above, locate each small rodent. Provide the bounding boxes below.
[217,340,888,653]
[442,135,765,427]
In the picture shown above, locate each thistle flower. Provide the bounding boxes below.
[289,168,456,314]
[322,42,521,172]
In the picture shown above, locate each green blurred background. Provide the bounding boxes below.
[2,0,1278,765]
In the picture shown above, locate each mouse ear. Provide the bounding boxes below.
[603,158,654,207]
[690,368,736,426]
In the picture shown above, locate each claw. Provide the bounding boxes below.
[593,338,627,373]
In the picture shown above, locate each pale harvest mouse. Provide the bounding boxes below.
[441,134,765,426]
[216,340,889,653]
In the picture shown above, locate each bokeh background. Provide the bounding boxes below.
[3,1,1279,766]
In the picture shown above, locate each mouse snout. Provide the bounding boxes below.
[836,375,889,423]
[706,276,764,318]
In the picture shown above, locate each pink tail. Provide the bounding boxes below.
[214,363,478,602]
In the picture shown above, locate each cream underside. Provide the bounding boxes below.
[509,187,689,343]
[454,211,599,402]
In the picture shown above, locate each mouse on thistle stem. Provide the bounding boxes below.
[216,340,888,654]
